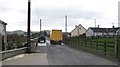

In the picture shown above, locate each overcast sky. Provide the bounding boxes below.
[0,0,119,32]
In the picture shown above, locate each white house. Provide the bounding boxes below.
[71,24,86,37]
[116,28,120,35]
[0,20,7,51]
[86,27,120,37]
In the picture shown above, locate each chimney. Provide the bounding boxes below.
[112,25,115,28]
[75,25,77,28]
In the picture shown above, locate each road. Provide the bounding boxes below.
[2,40,117,65]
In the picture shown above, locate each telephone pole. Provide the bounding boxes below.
[40,19,42,32]
[65,15,67,32]
[27,0,31,53]
[94,19,96,28]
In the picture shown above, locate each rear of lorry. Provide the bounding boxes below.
[50,30,63,44]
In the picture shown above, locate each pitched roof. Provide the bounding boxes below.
[0,20,7,25]
[71,24,86,33]
[90,27,120,32]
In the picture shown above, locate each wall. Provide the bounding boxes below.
[94,32,103,36]
[86,28,93,37]
[71,25,86,37]
[0,47,27,61]
[71,27,79,37]
[116,29,120,35]
[0,23,5,35]
[78,25,86,35]
[0,21,7,51]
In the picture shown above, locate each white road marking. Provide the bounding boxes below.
[3,54,25,61]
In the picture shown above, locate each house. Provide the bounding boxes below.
[62,32,71,38]
[116,28,120,35]
[0,20,7,51]
[86,27,120,37]
[71,24,86,37]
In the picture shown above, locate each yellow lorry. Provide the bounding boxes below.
[50,30,63,44]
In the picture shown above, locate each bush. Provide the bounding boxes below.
[16,43,24,48]
[6,42,15,50]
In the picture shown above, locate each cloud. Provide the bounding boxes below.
[32,6,102,19]
[31,7,103,31]
[0,0,118,32]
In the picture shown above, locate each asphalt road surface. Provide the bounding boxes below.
[39,41,117,65]
[2,40,117,65]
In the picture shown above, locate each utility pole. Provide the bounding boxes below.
[112,22,114,27]
[40,19,42,32]
[65,15,67,32]
[94,19,96,28]
[27,0,31,53]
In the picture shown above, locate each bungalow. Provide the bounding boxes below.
[71,24,86,37]
[86,27,120,37]
[62,32,71,38]
[116,28,120,35]
[0,20,7,51]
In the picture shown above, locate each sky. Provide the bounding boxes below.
[0,0,119,32]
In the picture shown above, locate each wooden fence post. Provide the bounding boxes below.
[96,41,98,51]
[85,38,87,49]
[80,37,83,48]
[0,34,2,51]
[104,40,106,55]
[115,36,118,58]
[96,37,98,51]
[118,35,120,66]
[90,39,92,51]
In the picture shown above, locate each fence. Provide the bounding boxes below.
[118,36,120,59]
[64,36,120,59]
[0,34,2,51]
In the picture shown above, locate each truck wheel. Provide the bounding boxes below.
[59,43,61,45]
[50,40,53,44]
[43,41,45,43]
